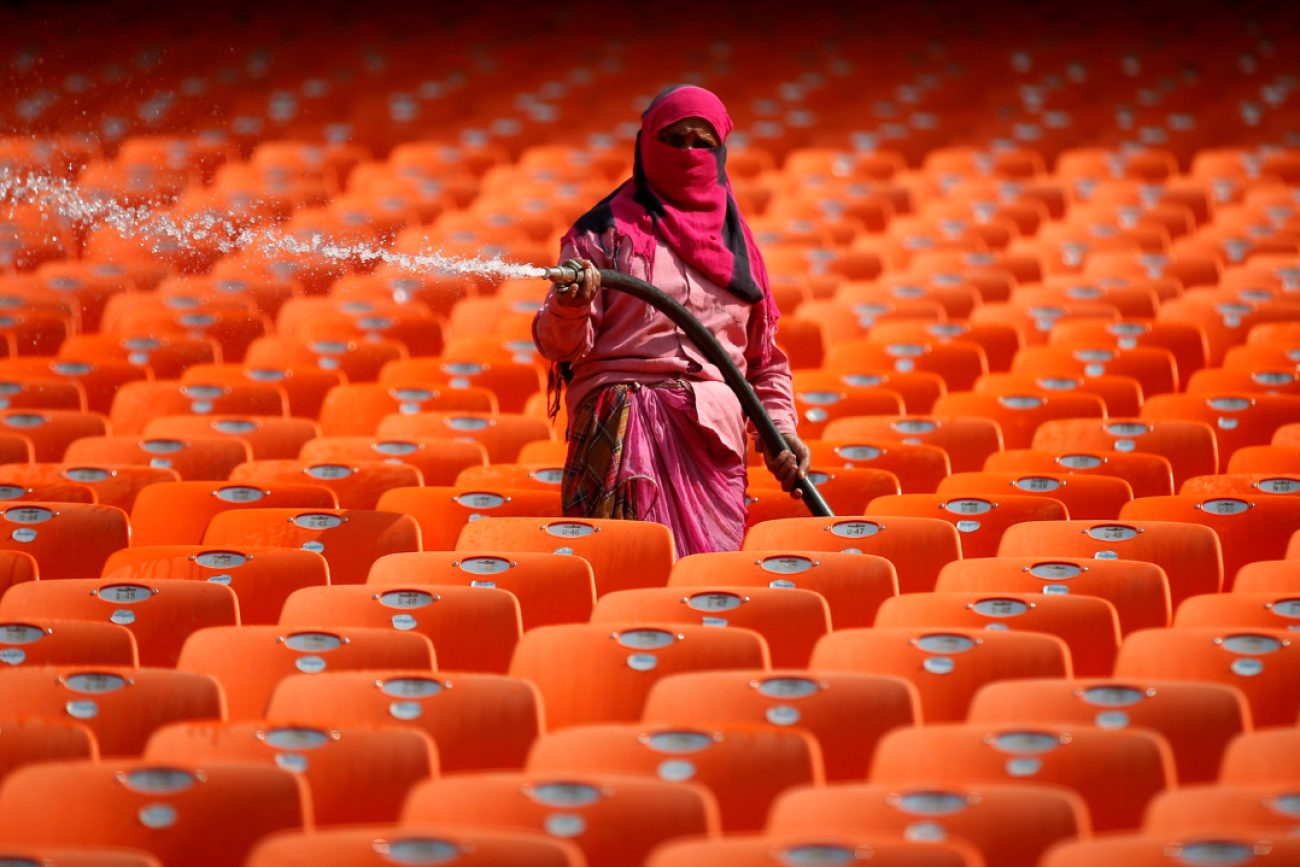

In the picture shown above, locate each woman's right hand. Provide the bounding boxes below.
[554,258,601,308]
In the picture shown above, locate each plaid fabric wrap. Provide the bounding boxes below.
[562,381,685,520]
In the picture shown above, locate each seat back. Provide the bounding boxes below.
[142,416,320,461]
[317,382,498,435]
[244,826,583,867]
[998,519,1222,606]
[376,411,552,463]
[265,669,542,772]
[129,481,338,547]
[201,507,421,584]
[0,502,129,579]
[866,493,1067,558]
[1040,833,1300,867]
[938,470,1133,519]
[822,415,1002,473]
[229,460,421,510]
[376,486,561,550]
[1032,417,1217,487]
[0,409,107,462]
[932,392,1106,449]
[65,436,252,482]
[801,440,950,492]
[985,448,1174,498]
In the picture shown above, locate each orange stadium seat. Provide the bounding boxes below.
[642,670,917,782]
[180,363,342,419]
[526,723,822,831]
[102,545,329,625]
[1039,832,1300,867]
[801,439,951,492]
[810,627,1071,721]
[934,391,1106,450]
[245,827,583,867]
[769,783,1087,867]
[316,382,497,436]
[375,486,561,550]
[64,436,252,482]
[229,459,421,509]
[0,667,222,756]
[0,502,129,579]
[822,415,1003,473]
[975,370,1143,417]
[0,761,307,867]
[143,720,437,826]
[508,623,769,730]
[0,617,136,667]
[998,519,1223,606]
[0,409,107,462]
[265,669,543,772]
[400,773,717,867]
[0,719,98,789]
[1219,728,1300,784]
[1144,784,1300,834]
[938,470,1133,518]
[985,448,1174,498]
[0,578,237,667]
[201,507,420,584]
[177,624,435,720]
[1142,393,1300,471]
[0,463,177,510]
[300,436,487,485]
[870,724,1174,831]
[968,678,1249,783]
[865,492,1067,558]
[367,550,596,630]
[128,480,337,547]
[1032,417,1218,487]
[142,415,319,461]
[644,836,983,867]
[107,380,287,435]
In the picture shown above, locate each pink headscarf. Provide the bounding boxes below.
[562,85,779,366]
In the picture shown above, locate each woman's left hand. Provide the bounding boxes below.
[765,432,812,499]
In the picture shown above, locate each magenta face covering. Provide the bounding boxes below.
[562,84,778,363]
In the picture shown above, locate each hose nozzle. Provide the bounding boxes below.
[539,265,581,283]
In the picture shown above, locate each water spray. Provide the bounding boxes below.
[542,265,835,518]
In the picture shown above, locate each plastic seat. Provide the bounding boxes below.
[1226,446,1300,474]
[743,516,960,594]
[810,627,1070,721]
[936,556,1169,633]
[266,669,542,772]
[971,302,1119,347]
[102,545,329,625]
[975,371,1143,417]
[0,667,222,756]
[1180,472,1300,498]
[823,339,988,393]
[108,381,287,436]
[803,368,947,414]
[1187,366,1300,397]
[143,720,436,826]
[932,392,1106,450]
[229,460,420,510]
[1176,591,1300,634]
[0,502,129,579]
[142,416,319,461]
[0,477,95,503]
[128,481,337,547]
[0,617,136,667]
[1235,559,1300,592]
[1120,495,1300,590]
[787,385,903,440]
[668,550,896,630]
[1011,345,1178,396]
[375,486,561,551]
[379,357,545,414]
[647,835,981,867]
[642,670,917,781]
[245,337,408,384]
[317,382,498,436]
[279,584,520,673]
[1143,394,1300,471]
[0,433,33,465]
[969,678,1248,783]
[868,320,1023,373]
[1145,783,1300,832]
[0,578,238,667]
[245,826,584,867]
[998,519,1223,606]
[0,464,177,510]
[985,449,1173,498]
[201,507,420,585]
[527,723,820,831]
[1049,319,1209,382]
[367,551,595,630]
[871,724,1174,831]
[1159,297,1299,366]
[1220,728,1300,783]
[866,493,1066,558]
[0,360,148,415]
[939,470,1133,519]
[0,549,38,598]
[1039,831,1300,867]
[375,412,552,463]
[177,624,434,720]
[0,761,307,867]
[876,591,1119,675]
[746,466,901,524]
[400,772,717,867]
[64,436,252,482]
[508,624,768,730]
[768,782,1087,867]
[0,718,97,790]
[590,587,830,668]
[821,416,1002,474]
[456,517,675,597]
[1114,628,1300,727]
[1032,418,1218,488]
[0,409,107,462]
[181,363,342,419]
[301,436,487,486]
[0,377,84,411]
[802,440,950,493]
[454,462,568,494]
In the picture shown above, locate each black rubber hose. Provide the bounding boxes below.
[593,268,835,518]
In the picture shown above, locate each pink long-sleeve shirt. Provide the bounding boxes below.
[532,227,798,459]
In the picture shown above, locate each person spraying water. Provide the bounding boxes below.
[532,85,813,557]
